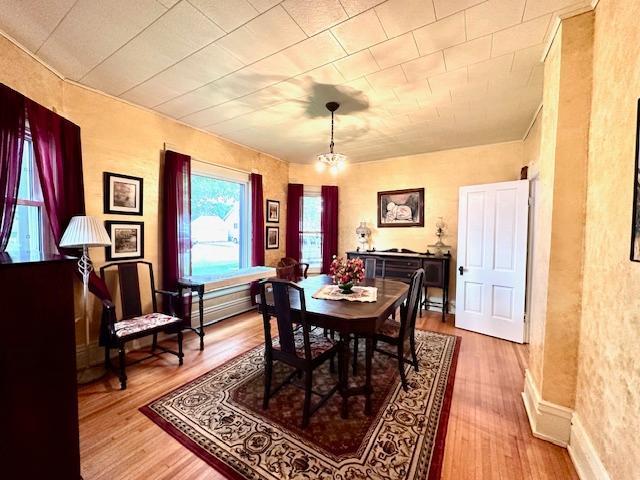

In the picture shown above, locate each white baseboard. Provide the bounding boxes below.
[568,414,611,480]
[521,369,573,446]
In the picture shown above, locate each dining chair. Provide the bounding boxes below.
[99,261,185,390]
[276,257,309,281]
[374,268,425,391]
[259,278,340,428]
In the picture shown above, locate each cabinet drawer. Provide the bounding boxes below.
[385,258,422,269]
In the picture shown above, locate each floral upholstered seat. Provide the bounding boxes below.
[114,312,182,338]
[274,329,337,359]
[377,319,402,338]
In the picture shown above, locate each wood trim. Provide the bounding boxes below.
[568,414,611,480]
[521,369,573,447]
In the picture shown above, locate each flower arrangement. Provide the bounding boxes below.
[329,256,365,293]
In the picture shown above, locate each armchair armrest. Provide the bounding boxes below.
[154,289,181,317]
[300,262,310,279]
[155,289,179,298]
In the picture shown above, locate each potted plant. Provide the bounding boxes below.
[329,256,365,294]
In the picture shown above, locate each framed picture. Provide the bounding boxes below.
[266,226,279,249]
[631,99,640,261]
[103,172,143,215]
[266,199,280,223]
[377,188,425,228]
[105,221,144,261]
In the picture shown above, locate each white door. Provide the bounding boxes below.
[455,180,529,343]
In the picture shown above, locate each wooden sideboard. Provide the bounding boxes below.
[0,252,81,479]
[347,249,451,322]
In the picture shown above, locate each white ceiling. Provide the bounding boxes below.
[0,0,592,163]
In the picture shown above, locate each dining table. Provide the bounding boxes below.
[262,274,409,418]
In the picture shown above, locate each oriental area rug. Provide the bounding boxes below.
[140,330,460,480]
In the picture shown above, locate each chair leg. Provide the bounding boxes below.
[104,345,111,369]
[151,333,158,352]
[352,336,359,375]
[329,352,336,373]
[397,343,408,391]
[410,334,419,372]
[177,331,184,365]
[302,369,313,429]
[263,355,273,410]
[118,346,127,390]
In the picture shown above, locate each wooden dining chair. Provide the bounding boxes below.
[99,261,185,390]
[276,257,309,281]
[259,278,340,428]
[374,268,425,391]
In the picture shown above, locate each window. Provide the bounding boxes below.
[190,162,249,276]
[6,136,51,257]
[301,188,322,269]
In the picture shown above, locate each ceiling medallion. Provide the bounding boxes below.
[316,101,346,174]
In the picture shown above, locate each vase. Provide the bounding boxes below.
[338,281,354,294]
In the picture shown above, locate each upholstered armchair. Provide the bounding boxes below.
[276,257,309,281]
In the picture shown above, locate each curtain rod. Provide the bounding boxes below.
[163,143,254,175]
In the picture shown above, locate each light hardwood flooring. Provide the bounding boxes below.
[77,311,578,480]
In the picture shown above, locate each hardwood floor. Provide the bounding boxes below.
[77,311,578,480]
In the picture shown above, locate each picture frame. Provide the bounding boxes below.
[105,221,144,261]
[377,187,425,228]
[266,199,280,223]
[266,226,279,249]
[103,172,143,215]
[630,99,640,261]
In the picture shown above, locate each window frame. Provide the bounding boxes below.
[189,161,251,276]
[301,186,323,273]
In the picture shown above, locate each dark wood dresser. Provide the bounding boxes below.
[0,253,81,479]
[347,249,451,321]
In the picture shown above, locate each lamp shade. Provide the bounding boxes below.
[60,216,111,248]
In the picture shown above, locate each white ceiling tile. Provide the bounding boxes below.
[298,63,346,84]
[523,0,584,21]
[511,43,544,72]
[215,6,307,64]
[155,83,233,118]
[401,52,446,82]
[339,0,386,17]
[282,0,348,36]
[366,65,407,89]
[393,81,431,101]
[432,0,484,19]
[450,81,488,101]
[281,31,347,74]
[444,36,492,71]
[0,0,76,52]
[81,2,224,95]
[467,53,514,82]
[369,33,419,70]
[189,0,259,32]
[37,0,167,80]
[121,42,245,107]
[465,0,526,40]
[157,0,180,7]
[181,101,256,127]
[330,9,387,54]
[427,67,467,93]
[247,51,305,81]
[247,0,281,13]
[333,49,380,81]
[413,12,465,56]
[374,0,436,38]
[491,15,552,57]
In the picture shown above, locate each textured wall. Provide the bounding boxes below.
[290,141,524,298]
[575,0,640,477]
[0,34,288,345]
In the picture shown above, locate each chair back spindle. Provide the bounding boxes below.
[364,257,377,279]
[400,268,425,340]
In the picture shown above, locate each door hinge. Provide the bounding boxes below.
[523,312,527,322]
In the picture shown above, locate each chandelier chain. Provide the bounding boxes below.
[330,109,335,154]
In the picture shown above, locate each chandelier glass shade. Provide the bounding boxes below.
[316,101,346,174]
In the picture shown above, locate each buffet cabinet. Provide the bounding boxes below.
[347,250,451,321]
[0,253,81,479]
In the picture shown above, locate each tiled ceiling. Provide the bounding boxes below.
[0,0,592,163]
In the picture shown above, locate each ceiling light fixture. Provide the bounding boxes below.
[316,101,346,174]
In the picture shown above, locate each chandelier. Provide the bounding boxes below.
[316,101,346,174]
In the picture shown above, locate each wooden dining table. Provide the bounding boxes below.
[263,275,409,418]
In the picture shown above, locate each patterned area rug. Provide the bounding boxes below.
[141,330,460,480]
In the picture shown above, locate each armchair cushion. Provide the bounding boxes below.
[115,312,182,338]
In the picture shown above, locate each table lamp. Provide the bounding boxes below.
[60,216,111,382]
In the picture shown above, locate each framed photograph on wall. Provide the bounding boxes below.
[377,187,425,228]
[266,226,279,249]
[104,172,143,215]
[105,221,144,261]
[266,199,280,223]
[631,99,640,261]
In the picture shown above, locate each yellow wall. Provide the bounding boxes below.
[0,34,288,345]
[291,141,524,297]
[574,0,640,477]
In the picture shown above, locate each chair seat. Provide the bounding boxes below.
[377,319,401,338]
[115,312,182,338]
[274,329,337,359]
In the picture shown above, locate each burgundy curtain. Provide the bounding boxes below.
[250,173,265,266]
[25,98,110,300]
[286,183,303,262]
[0,83,26,251]
[162,150,192,289]
[321,185,339,274]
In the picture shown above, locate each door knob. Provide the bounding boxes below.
[459,266,464,275]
